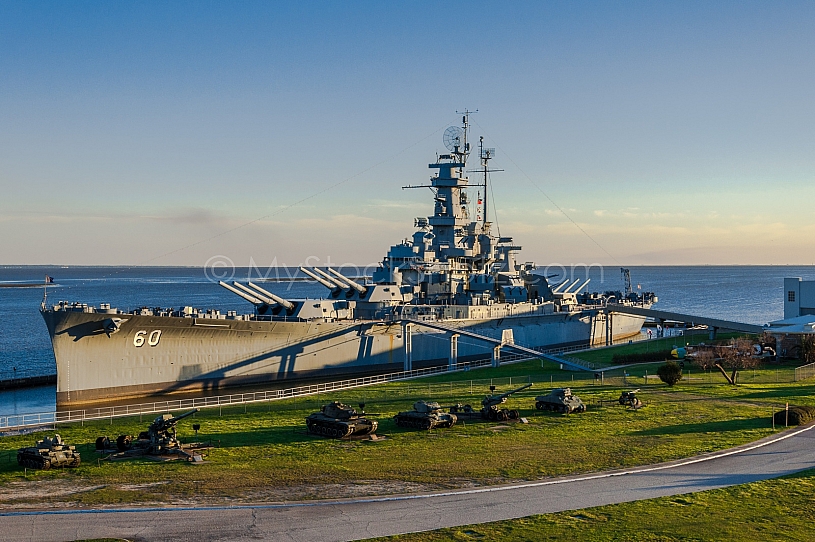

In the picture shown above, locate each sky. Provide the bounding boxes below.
[1,1,814,268]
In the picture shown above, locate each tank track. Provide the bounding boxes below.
[306,420,354,439]
[393,415,452,430]
[535,401,585,414]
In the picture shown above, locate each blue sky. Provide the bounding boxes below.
[1,1,814,266]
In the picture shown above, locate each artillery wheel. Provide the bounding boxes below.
[508,410,519,420]
[535,401,544,410]
[41,459,51,470]
[116,434,132,451]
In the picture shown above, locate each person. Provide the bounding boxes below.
[647,329,652,339]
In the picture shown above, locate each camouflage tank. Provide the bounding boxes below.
[535,388,586,414]
[17,434,81,470]
[306,401,378,438]
[394,401,457,430]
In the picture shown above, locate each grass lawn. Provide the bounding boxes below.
[371,468,815,541]
[0,354,809,509]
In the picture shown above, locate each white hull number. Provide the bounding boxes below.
[134,330,162,347]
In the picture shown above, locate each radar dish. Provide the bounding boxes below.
[443,126,464,151]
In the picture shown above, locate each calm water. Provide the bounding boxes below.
[2,265,814,416]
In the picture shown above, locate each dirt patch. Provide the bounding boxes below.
[0,480,106,501]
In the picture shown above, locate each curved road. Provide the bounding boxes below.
[3,424,815,542]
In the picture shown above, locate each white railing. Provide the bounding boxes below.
[795,361,815,381]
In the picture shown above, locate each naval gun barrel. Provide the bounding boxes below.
[328,268,367,295]
[571,279,591,294]
[552,279,570,293]
[561,279,582,294]
[246,282,295,311]
[300,267,341,291]
[312,267,348,289]
[220,281,266,306]
[232,282,279,307]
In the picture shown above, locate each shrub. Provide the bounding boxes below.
[657,361,683,386]
[773,405,815,426]
[612,350,675,364]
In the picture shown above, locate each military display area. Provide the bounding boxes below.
[0,334,813,514]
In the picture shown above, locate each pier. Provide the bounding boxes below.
[606,304,764,337]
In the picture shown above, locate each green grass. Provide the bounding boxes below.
[0,348,809,509]
[371,468,815,541]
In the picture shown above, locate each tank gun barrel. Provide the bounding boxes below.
[246,282,295,311]
[300,267,341,291]
[328,268,367,295]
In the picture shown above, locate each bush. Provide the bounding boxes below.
[612,350,675,364]
[657,361,683,386]
[773,405,815,426]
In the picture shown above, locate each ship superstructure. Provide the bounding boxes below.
[42,114,656,407]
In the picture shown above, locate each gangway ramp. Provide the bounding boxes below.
[400,319,593,372]
[606,304,764,334]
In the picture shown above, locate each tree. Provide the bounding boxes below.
[801,336,815,363]
[657,361,682,386]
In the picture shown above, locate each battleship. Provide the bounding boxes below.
[41,114,656,407]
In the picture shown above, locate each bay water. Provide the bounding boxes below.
[2,265,814,416]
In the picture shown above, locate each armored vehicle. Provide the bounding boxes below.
[17,434,81,470]
[535,388,586,414]
[450,383,532,421]
[112,408,202,458]
[619,389,643,409]
[394,400,457,430]
[306,401,378,438]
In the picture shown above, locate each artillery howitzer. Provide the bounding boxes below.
[535,388,586,414]
[450,383,532,422]
[306,401,378,438]
[18,434,81,470]
[618,389,644,409]
[104,408,207,460]
[394,400,457,430]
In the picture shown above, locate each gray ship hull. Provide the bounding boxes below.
[42,308,645,407]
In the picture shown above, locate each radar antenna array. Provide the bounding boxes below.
[443,126,464,152]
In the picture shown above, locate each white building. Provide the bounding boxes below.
[784,278,815,319]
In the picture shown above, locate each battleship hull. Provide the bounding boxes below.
[42,308,645,407]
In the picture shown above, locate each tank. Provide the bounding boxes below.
[535,388,586,414]
[17,434,81,470]
[306,401,378,438]
[394,400,457,430]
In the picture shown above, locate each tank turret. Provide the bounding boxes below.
[535,388,586,414]
[394,400,457,430]
[306,401,378,438]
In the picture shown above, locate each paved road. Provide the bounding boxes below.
[3,424,815,542]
